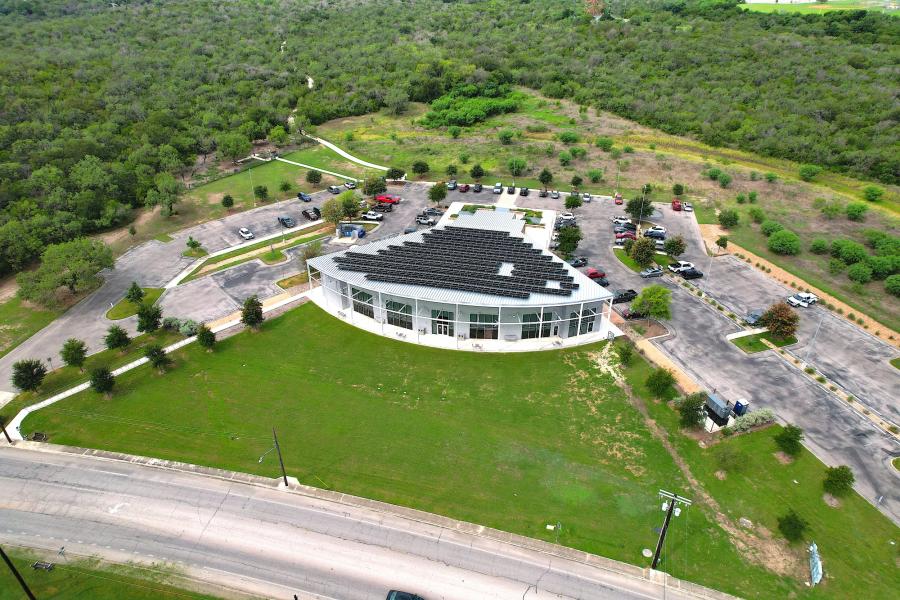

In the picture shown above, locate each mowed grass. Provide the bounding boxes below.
[731,331,798,353]
[0,548,222,600]
[743,1,898,15]
[613,248,670,272]
[0,297,59,359]
[105,288,164,320]
[22,303,809,598]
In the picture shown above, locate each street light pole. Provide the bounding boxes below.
[272,427,289,487]
[805,310,826,365]
[651,490,692,571]
[0,546,37,600]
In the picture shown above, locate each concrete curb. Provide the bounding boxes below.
[10,440,739,600]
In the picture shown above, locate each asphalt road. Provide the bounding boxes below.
[0,446,726,600]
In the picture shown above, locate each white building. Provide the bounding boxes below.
[306,206,619,352]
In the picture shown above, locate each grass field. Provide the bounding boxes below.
[0,297,59,359]
[105,288,164,320]
[743,1,898,15]
[18,303,899,598]
[731,331,798,353]
[0,548,222,600]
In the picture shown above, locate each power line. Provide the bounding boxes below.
[0,545,37,600]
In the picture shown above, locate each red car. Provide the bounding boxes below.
[375,194,401,204]
[614,193,624,205]
[586,267,607,279]
[671,198,682,211]
[459,183,470,192]
[615,232,637,240]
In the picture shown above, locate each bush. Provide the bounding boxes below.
[279,180,292,193]
[12,359,47,392]
[498,129,515,145]
[718,209,739,228]
[448,125,461,139]
[672,183,684,196]
[253,185,268,200]
[847,262,873,284]
[706,167,721,181]
[587,168,603,183]
[774,424,804,456]
[736,193,746,204]
[196,324,216,350]
[836,240,868,264]
[570,146,586,159]
[178,319,199,336]
[558,151,572,166]
[821,200,843,219]
[760,220,783,237]
[765,172,777,183]
[767,230,801,255]
[570,175,583,188]
[162,316,180,330]
[507,157,526,176]
[862,185,883,202]
[385,167,405,180]
[104,325,131,351]
[823,465,855,497]
[90,367,115,395]
[221,194,234,208]
[798,164,822,182]
[717,172,732,188]
[885,274,900,297]
[412,160,429,174]
[558,131,579,144]
[615,344,633,366]
[829,258,847,274]
[809,238,829,254]
[778,509,808,542]
[677,393,706,429]
[646,367,676,398]
[845,202,869,221]
[748,191,758,203]
[595,136,614,151]
[748,207,765,223]
[730,409,775,432]
[469,163,485,179]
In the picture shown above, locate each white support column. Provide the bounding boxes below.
[415,297,420,342]
[539,305,545,339]
[378,291,384,333]
[576,301,585,338]
[455,303,460,349]
[497,305,502,341]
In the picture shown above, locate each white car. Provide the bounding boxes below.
[416,215,435,225]
[493,182,503,194]
[646,225,667,235]
[787,292,818,308]
[582,192,591,203]
[238,228,254,240]
[668,261,694,273]
[559,212,576,221]
[344,181,357,189]
[361,211,383,221]
[611,216,631,225]
[683,202,694,212]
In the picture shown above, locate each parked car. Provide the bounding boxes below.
[539,188,548,197]
[671,198,682,211]
[493,182,503,194]
[447,180,457,190]
[238,227,254,240]
[640,266,664,278]
[361,211,383,221]
[550,190,560,199]
[403,226,417,234]
[612,289,638,304]
[643,230,666,240]
[344,181,357,189]
[519,187,530,196]
[668,261,694,273]
[567,256,587,267]
[586,267,607,279]
[646,225,666,235]
[549,240,559,249]
[473,183,483,193]
[375,194,400,204]
[621,308,647,320]
[680,268,704,280]
[507,185,515,194]
[556,221,578,230]
[787,292,818,308]
[615,232,637,241]
[373,203,393,212]
[683,202,693,212]
[416,215,435,225]
[459,183,470,193]
[614,223,637,233]
[582,192,591,202]
[423,207,443,216]
[744,309,764,326]
[297,192,312,202]
[302,207,321,221]
[614,192,624,205]
[594,276,610,286]
[655,239,666,251]
[386,592,424,600]
[611,216,631,225]
[277,215,296,228]
[559,212,576,221]
[328,185,341,194]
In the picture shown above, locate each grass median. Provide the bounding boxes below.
[731,331,797,354]
[613,247,670,272]
[106,288,164,320]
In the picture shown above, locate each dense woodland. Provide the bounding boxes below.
[0,0,897,276]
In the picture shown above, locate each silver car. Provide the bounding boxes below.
[640,266,664,278]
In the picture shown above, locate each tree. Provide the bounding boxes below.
[470,164,485,179]
[718,209,739,228]
[253,185,269,201]
[61,338,87,372]
[340,192,360,219]
[412,160,429,175]
[242,295,264,328]
[767,230,801,255]
[587,168,603,183]
[558,150,572,166]
[446,164,458,176]
[672,183,684,196]
[845,202,868,221]
[126,281,145,304]
[137,303,162,333]
[16,239,114,308]
[90,367,115,396]
[646,368,676,398]
[217,132,251,162]
[144,344,172,373]
[862,186,884,202]
[847,262,873,284]
[268,125,288,145]
[663,236,686,258]
[564,195,582,211]
[11,359,46,392]
[823,465,855,497]
[321,198,344,226]
[507,157,526,176]
[306,170,322,184]
[615,343,633,366]
[760,220,783,237]
[385,167,405,180]
[678,393,706,429]
[429,182,448,203]
[279,180,292,193]
[186,236,201,251]
[363,176,387,197]
[196,324,216,351]
[625,197,651,222]
[760,302,799,339]
[498,129,514,145]
[570,175,583,188]
[384,88,409,115]
[104,325,131,351]
[221,194,234,208]
[299,240,323,268]
[798,164,822,182]
[631,285,672,321]
[774,424,804,456]
[557,227,582,255]
[629,237,657,268]
[778,509,808,542]
[717,172,732,188]
[538,168,553,186]
[716,236,729,251]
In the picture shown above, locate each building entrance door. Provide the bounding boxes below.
[436,321,451,336]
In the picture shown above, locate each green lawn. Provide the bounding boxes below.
[181,247,209,258]
[0,297,60,359]
[743,1,898,15]
[891,357,900,370]
[105,288,164,320]
[731,331,798,354]
[0,548,222,600]
[613,247,670,272]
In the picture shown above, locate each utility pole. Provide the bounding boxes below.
[0,416,12,444]
[272,427,288,487]
[0,546,37,600]
[651,490,691,571]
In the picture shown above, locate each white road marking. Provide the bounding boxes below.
[108,502,129,514]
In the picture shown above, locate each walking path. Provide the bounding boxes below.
[300,132,389,171]
[265,154,360,182]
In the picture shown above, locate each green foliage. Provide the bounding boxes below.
[125,281,145,304]
[221,194,234,208]
[624,197,652,222]
[448,126,461,139]
[196,324,216,350]
[339,191,359,219]
[587,168,603,183]
[829,258,847,275]
[798,164,823,182]
[269,125,288,145]
[61,338,87,371]
[104,325,131,351]
[498,129,515,145]
[736,193,746,204]
[663,235,686,257]
[386,167,405,180]
[558,131,579,144]
[320,198,343,225]
[137,303,162,333]
[820,199,843,219]
[186,236,201,250]
[217,132,251,162]
[677,393,707,429]
[715,445,748,474]
[363,176,387,197]
[538,168,553,185]
[864,255,897,280]
[748,206,765,223]
[716,235,728,250]
[778,509,808,543]
[774,424,804,456]
[12,359,46,392]
[421,86,520,127]
[847,262,873,284]
[645,367,676,398]
[90,367,115,395]
[570,175,583,187]
[279,180,292,192]
[564,195,582,211]
[412,160,430,174]
[16,239,114,308]
[615,343,633,366]
[557,226,582,255]
[629,237,657,268]
[507,157,527,176]
[862,186,884,202]
[764,173,777,183]
[717,172,732,188]
[809,238,829,254]
[761,302,799,339]
[241,295,264,328]
[845,202,868,221]
[631,285,672,320]
[446,164,458,176]
[384,88,409,115]
[253,185,269,200]
[672,183,684,196]
[748,191,758,203]
[469,163,485,179]
[706,167,722,181]
[760,220,783,237]
[832,239,868,264]
[306,169,322,184]
[885,274,900,297]
[570,147,587,159]
[144,344,172,372]
[767,230,800,255]
[718,209,739,228]
[823,465,855,497]
[428,182,447,203]
[595,137,614,151]
[558,150,572,166]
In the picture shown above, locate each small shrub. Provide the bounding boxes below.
[748,207,765,223]
[768,230,801,255]
[731,408,775,432]
[778,510,809,542]
[847,262,873,284]
[816,375,826,383]
[829,258,847,275]
[774,424,804,456]
[845,202,869,222]
[718,209,739,228]
[798,164,822,182]
[736,193,746,204]
[805,367,816,374]
[595,136,614,151]
[809,238,829,254]
[646,368,677,398]
[615,344,634,366]
[823,465,855,497]
[765,172,777,183]
[885,274,900,297]
[748,191,758,203]
[760,220,784,237]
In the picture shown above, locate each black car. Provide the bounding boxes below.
[386,592,424,600]
[473,183,482,192]
[277,215,296,228]
[621,308,646,320]
[373,203,393,212]
[567,256,587,267]
[556,220,578,230]
[644,230,666,240]
[297,192,312,202]
[539,189,548,197]
[507,185,515,194]
[594,276,609,286]
[423,207,443,216]
[612,289,638,304]
[301,207,321,221]
[681,268,704,280]
[614,224,637,233]
[519,187,529,196]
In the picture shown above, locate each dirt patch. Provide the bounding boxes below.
[0,274,18,302]
[93,207,159,247]
[206,192,226,205]
[774,451,795,465]
[823,493,842,509]
[714,470,727,480]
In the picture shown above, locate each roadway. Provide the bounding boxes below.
[0,446,731,600]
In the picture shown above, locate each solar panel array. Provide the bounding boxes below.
[333,226,579,299]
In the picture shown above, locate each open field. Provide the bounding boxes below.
[0,547,222,600]
[18,303,899,599]
[731,331,798,353]
[743,1,899,15]
[105,288,164,320]
[0,298,59,360]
